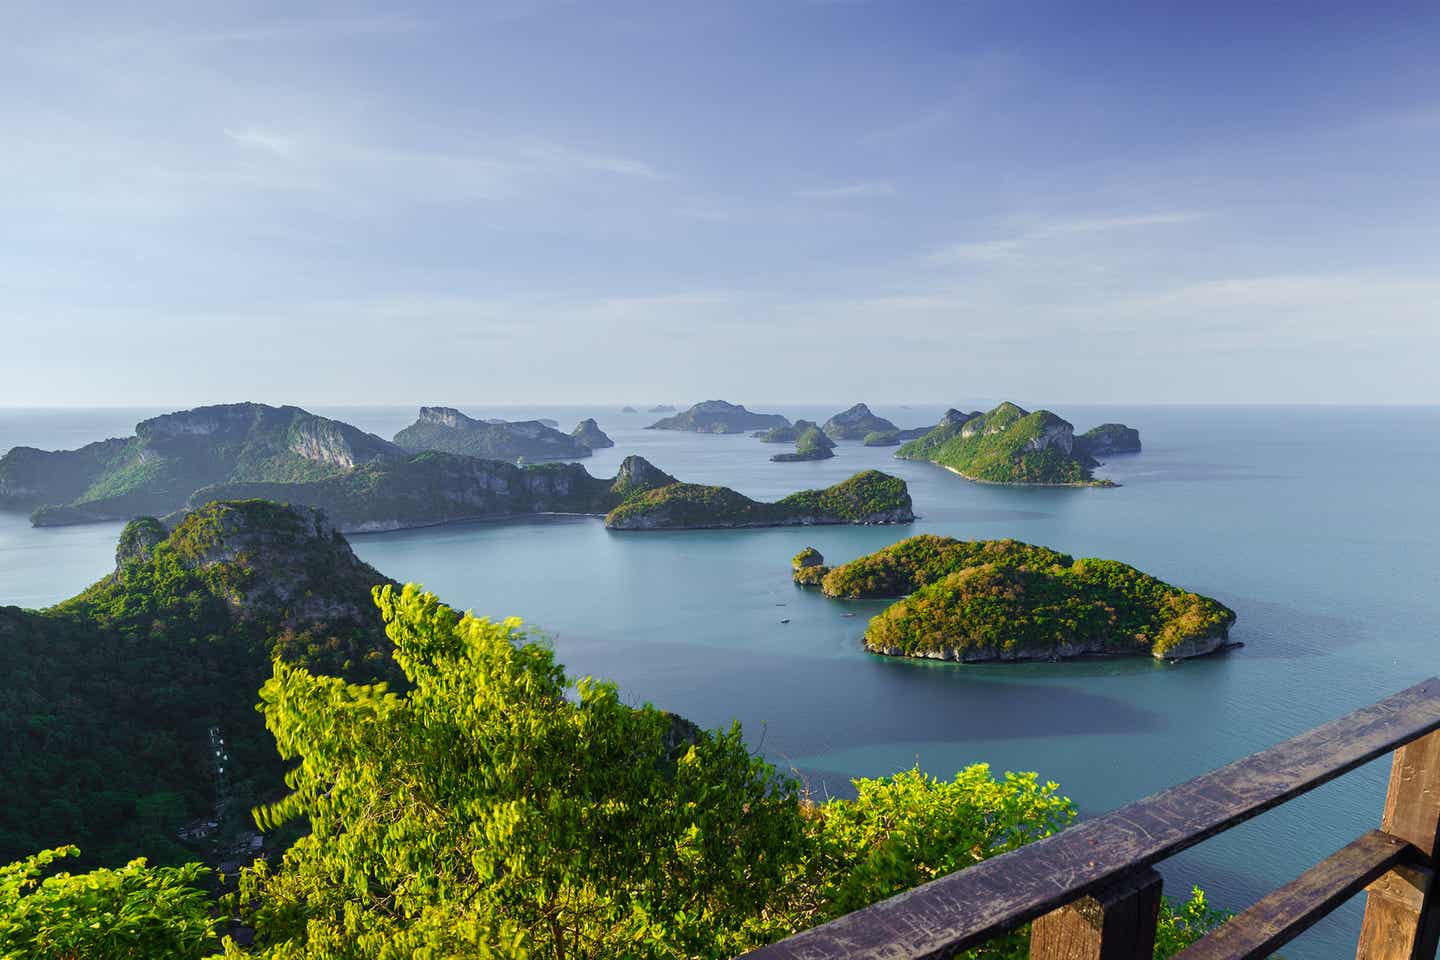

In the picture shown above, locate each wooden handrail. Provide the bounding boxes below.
[739,677,1440,960]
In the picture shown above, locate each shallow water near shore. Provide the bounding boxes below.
[3,401,1439,957]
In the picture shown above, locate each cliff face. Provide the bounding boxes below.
[394,407,592,461]
[4,403,402,523]
[647,400,790,434]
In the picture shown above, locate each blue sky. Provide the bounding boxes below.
[3,1,1438,405]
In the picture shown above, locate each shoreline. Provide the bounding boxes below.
[924,462,1118,488]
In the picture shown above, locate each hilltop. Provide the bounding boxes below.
[895,402,1140,486]
[807,534,1235,661]
[571,418,614,449]
[0,403,402,524]
[394,406,592,461]
[821,402,899,440]
[0,500,398,866]
[647,400,789,434]
[605,470,913,530]
[771,424,837,462]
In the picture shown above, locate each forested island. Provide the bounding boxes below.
[770,425,836,461]
[796,534,1236,661]
[605,470,913,529]
[394,406,595,460]
[571,417,614,449]
[894,402,1141,486]
[647,399,789,433]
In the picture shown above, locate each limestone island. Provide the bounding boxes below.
[604,470,913,530]
[571,418,615,450]
[796,534,1236,661]
[647,400,789,434]
[1074,423,1142,457]
[648,404,677,413]
[621,406,639,414]
[771,425,836,462]
[821,402,898,440]
[395,406,592,461]
[894,402,1141,486]
[0,402,692,532]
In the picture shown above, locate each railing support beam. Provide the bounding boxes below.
[1030,867,1162,960]
[1357,729,1440,959]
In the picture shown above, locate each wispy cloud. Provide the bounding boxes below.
[794,181,897,200]
[929,211,1206,264]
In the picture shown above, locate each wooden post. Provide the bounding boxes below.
[1357,729,1440,959]
[1030,867,1162,960]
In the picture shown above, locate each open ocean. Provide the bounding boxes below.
[3,401,1438,958]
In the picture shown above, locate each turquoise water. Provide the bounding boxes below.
[4,402,1439,957]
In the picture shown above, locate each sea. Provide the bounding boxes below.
[3,401,1438,958]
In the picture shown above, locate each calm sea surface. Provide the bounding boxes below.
[3,402,1438,957]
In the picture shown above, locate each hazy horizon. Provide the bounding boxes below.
[4,1,1438,405]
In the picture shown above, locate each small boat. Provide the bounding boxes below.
[780,618,791,624]
[841,613,856,618]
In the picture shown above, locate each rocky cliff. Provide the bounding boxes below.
[571,418,615,449]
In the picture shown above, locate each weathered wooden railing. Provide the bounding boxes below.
[742,677,1440,960]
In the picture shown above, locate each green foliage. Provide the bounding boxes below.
[0,846,218,960]
[771,426,836,461]
[240,584,807,960]
[896,402,1109,485]
[394,408,593,460]
[0,502,396,867]
[863,430,899,446]
[1155,887,1231,957]
[792,547,824,570]
[817,536,1235,659]
[606,471,912,529]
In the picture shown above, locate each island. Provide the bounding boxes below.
[771,425,836,462]
[570,418,615,449]
[821,402,899,440]
[753,419,818,443]
[168,453,679,532]
[894,402,1141,486]
[0,499,400,865]
[604,470,914,530]
[0,402,405,523]
[648,404,677,413]
[647,400,790,434]
[621,406,639,414]
[798,534,1236,661]
[1075,423,1142,457]
[394,406,592,461]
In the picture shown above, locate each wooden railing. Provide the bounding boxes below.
[741,677,1440,960]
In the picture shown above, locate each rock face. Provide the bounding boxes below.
[813,535,1235,662]
[171,454,678,533]
[895,402,1113,486]
[394,407,592,461]
[821,403,899,441]
[1,403,403,523]
[647,400,789,434]
[791,546,829,586]
[605,470,914,530]
[570,418,615,450]
[771,425,837,462]
[114,516,167,570]
[1074,423,1142,457]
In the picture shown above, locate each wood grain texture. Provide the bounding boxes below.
[739,678,1440,960]
[1029,868,1161,960]
[1173,831,1414,960]
[1357,729,1440,960]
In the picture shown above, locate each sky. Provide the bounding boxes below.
[2,0,1438,406]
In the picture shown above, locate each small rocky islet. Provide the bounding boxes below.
[791,535,1235,662]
